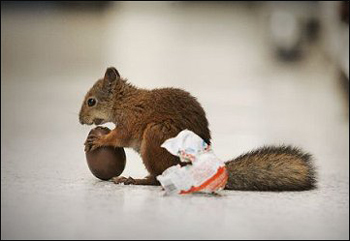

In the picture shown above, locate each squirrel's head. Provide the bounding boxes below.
[79,67,121,125]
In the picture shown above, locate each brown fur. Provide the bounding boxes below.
[80,67,316,190]
[225,145,316,191]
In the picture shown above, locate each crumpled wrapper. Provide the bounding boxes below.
[157,130,228,195]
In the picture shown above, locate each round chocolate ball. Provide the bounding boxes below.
[85,127,126,180]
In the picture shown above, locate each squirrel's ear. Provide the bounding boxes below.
[104,67,120,83]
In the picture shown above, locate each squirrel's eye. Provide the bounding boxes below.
[87,98,97,107]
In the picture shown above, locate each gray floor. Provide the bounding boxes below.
[1,2,349,240]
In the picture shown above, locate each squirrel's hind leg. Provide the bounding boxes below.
[140,123,182,177]
[112,123,181,186]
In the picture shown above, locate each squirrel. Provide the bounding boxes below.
[79,67,316,191]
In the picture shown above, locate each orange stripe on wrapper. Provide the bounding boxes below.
[180,167,228,194]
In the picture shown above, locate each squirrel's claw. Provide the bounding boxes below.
[124,177,136,185]
[112,176,136,185]
[112,176,128,184]
[84,134,102,152]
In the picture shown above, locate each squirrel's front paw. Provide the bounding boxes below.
[84,134,104,152]
[112,176,136,185]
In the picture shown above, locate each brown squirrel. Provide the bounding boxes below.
[79,67,316,191]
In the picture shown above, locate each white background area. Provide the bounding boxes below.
[1,2,349,239]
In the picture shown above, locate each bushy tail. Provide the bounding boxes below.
[224,145,316,191]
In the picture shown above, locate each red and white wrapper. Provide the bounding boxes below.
[157,130,228,195]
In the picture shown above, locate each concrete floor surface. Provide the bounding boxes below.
[1,2,349,239]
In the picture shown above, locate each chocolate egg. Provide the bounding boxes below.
[85,127,126,180]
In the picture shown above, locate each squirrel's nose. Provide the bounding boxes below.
[79,116,84,125]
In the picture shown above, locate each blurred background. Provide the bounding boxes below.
[1,1,349,239]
